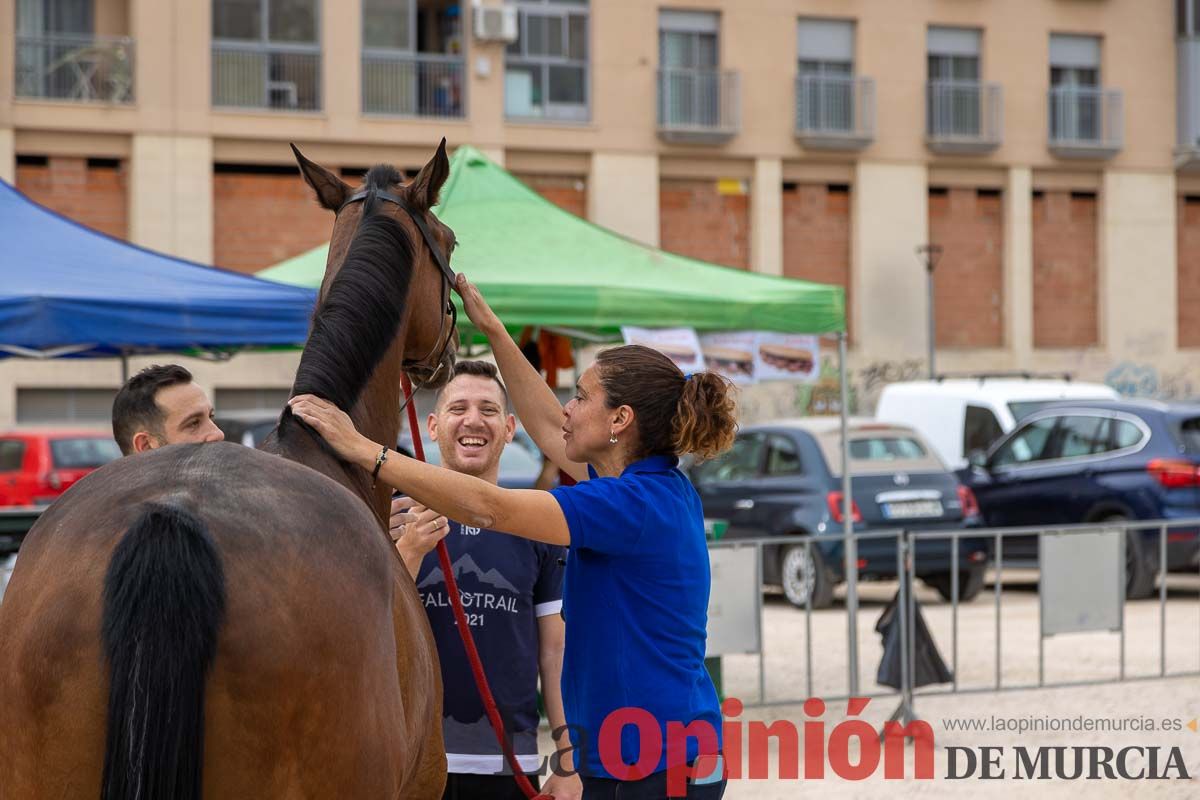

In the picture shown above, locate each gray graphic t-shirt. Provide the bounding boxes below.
[416,521,565,775]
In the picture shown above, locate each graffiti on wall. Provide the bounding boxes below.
[1104,361,1198,402]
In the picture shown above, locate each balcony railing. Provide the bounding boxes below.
[794,74,875,149]
[926,80,1003,153]
[15,34,134,104]
[1048,86,1123,158]
[657,68,740,143]
[212,42,321,111]
[362,51,465,118]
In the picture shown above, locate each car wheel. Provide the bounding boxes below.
[1107,515,1157,600]
[781,543,833,609]
[925,564,986,603]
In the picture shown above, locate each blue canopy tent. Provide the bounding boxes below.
[0,179,316,370]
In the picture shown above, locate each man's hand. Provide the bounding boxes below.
[390,495,451,579]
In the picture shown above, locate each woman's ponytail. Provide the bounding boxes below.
[672,371,737,462]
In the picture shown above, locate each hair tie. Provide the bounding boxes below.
[684,372,695,381]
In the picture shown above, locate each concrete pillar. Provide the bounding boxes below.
[322,0,360,137]
[852,162,928,359]
[0,128,13,184]
[1101,170,1177,354]
[130,134,214,263]
[477,147,506,167]
[588,151,659,247]
[1005,167,1033,361]
[751,157,783,276]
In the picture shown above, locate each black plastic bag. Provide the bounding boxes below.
[875,589,954,689]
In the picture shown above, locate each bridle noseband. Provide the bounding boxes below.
[338,187,458,403]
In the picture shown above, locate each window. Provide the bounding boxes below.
[927,26,981,136]
[849,436,928,461]
[50,438,121,469]
[1055,415,1111,459]
[691,434,764,484]
[1114,419,1146,450]
[505,0,589,121]
[212,0,321,111]
[765,434,803,476]
[797,18,855,132]
[963,405,1005,455]
[363,0,413,50]
[0,440,26,472]
[1049,34,1101,142]
[16,388,116,424]
[658,9,722,129]
[990,417,1058,468]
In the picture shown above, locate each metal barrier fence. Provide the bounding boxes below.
[15,34,135,103]
[794,73,875,145]
[926,79,1002,148]
[707,519,1200,713]
[212,43,321,111]
[362,51,466,118]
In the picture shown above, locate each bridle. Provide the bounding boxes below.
[338,186,458,408]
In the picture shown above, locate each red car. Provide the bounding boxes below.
[0,430,122,507]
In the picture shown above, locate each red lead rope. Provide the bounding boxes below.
[401,375,552,800]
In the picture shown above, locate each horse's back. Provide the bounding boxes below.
[0,442,442,799]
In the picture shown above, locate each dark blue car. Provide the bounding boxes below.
[691,419,987,608]
[959,399,1200,598]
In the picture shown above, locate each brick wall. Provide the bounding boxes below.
[1178,195,1200,348]
[212,166,336,273]
[1033,190,1099,348]
[659,179,750,269]
[16,156,128,240]
[517,174,587,218]
[928,186,1004,348]
[783,182,851,333]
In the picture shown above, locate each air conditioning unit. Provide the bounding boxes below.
[474,4,519,43]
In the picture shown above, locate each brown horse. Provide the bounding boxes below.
[0,141,459,799]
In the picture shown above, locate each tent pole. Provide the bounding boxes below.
[120,351,130,383]
[839,331,859,696]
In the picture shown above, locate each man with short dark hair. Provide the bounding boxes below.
[111,364,225,455]
[392,360,580,800]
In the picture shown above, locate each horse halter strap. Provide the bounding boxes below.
[338,187,458,399]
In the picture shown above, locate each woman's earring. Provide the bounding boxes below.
[609,429,618,445]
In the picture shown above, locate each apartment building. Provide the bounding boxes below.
[0,0,1195,426]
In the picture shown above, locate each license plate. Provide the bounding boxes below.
[883,500,944,519]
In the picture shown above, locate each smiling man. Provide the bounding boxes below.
[391,360,579,800]
[111,364,225,455]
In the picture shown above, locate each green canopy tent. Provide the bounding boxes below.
[258,146,865,694]
[258,146,844,338]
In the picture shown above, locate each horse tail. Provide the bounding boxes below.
[99,503,226,800]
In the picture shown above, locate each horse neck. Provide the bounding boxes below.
[346,336,407,520]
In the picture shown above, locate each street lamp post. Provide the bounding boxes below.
[916,244,944,380]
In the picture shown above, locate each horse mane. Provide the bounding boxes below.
[284,167,415,420]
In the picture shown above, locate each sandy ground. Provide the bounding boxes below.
[541,570,1200,798]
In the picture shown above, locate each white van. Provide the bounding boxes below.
[874,377,1120,469]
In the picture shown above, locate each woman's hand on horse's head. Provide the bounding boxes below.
[288,394,376,467]
[455,274,503,336]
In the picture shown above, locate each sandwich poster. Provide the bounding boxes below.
[698,332,757,385]
[754,333,820,382]
[620,326,706,374]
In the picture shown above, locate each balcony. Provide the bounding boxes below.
[926,80,1002,154]
[657,68,740,144]
[212,43,321,112]
[362,51,465,119]
[14,34,134,104]
[1048,86,1123,159]
[794,74,875,150]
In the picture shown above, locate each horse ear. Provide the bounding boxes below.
[409,138,450,211]
[290,143,351,212]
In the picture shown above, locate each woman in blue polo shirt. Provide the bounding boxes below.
[290,274,736,799]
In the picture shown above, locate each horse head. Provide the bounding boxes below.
[291,140,458,390]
